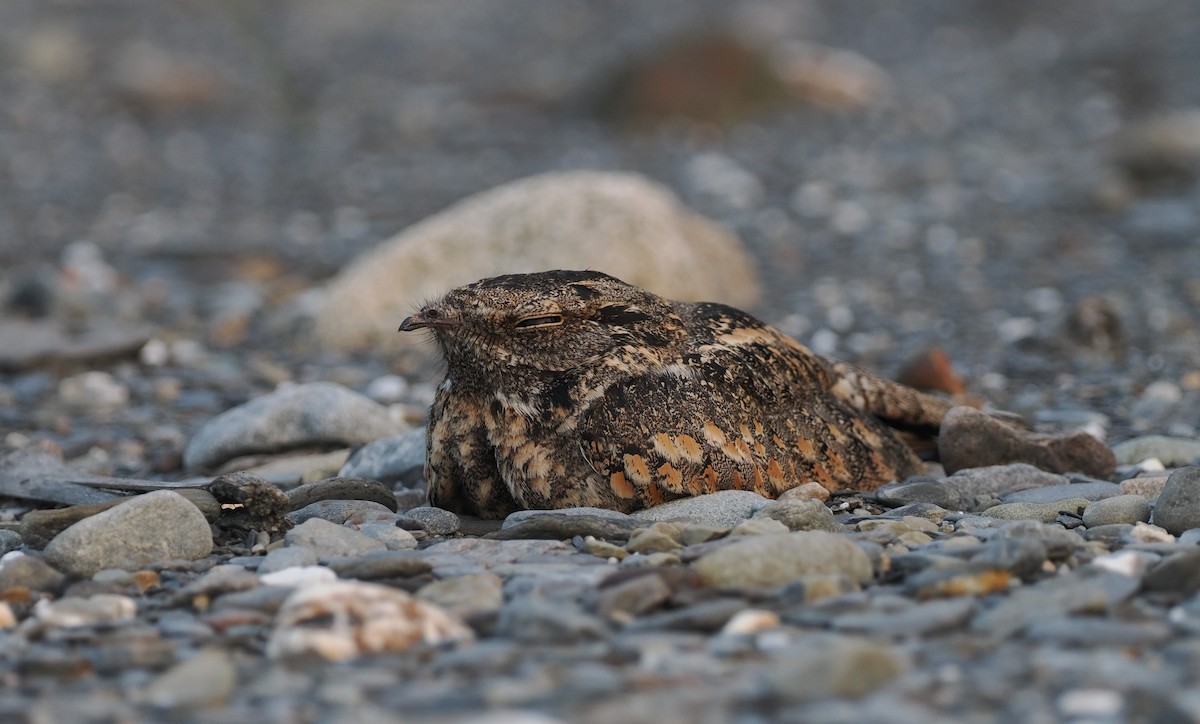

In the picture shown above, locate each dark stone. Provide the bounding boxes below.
[1150,467,1200,535]
[938,406,1116,479]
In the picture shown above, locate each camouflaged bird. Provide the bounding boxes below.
[399,270,955,519]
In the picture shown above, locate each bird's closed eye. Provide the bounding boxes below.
[514,314,564,329]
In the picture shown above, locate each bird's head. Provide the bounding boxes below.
[399,270,685,383]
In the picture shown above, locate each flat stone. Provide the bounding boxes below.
[404,506,461,535]
[490,514,640,542]
[283,518,386,559]
[43,491,213,577]
[832,597,975,637]
[285,477,398,513]
[1082,494,1152,527]
[630,490,771,528]
[258,546,319,574]
[982,499,1090,523]
[323,551,432,580]
[692,531,872,589]
[752,499,844,532]
[1120,475,1169,499]
[494,599,608,643]
[184,382,403,470]
[1112,435,1200,466]
[1001,482,1121,504]
[33,593,137,628]
[416,572,504,616]
[941,464,1071,512]
[595,572,673,620]
[763,636,910,702]
[971,570,1140,640]
[938,406,1116,479]
[337,429,427,487]
[286,499,395,525]
[1150,467,1200,535]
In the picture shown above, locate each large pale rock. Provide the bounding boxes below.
[315,171,760,352]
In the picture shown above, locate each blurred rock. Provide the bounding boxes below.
[1117,109,1200,186]
[895,347,966,395]
[938,406,1116,479]
[184,382,403,470]
[773,41,891,111]
[338,429,426,488]
[1063,296,1125,360]
[1112,435,1200,466]
[0,320,154,372]
[111,40,224,114]
[1150,467,1200,535]
[596,35,788,127]
[57,371,129,410]
[19,25,89,83]
[314,171,760,352]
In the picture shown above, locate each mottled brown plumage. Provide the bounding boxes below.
[399,270,954,519]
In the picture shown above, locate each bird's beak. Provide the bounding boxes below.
[398,309,458,332]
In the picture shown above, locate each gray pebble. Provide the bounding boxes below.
[323,551,432,580]
[630,490,771,528]
[283,518,387,558]
[1002,482,1121,504]
[1150,467,1200,535]
[416,571,504,615]
[356,522,418,551]
[1082,494,1153,527]
[0,529,22,555]
[404,506,461,535]
[753,499,843,532]
[832,597,975,637]
[43,491,213,577]
[183,381,403,470]
[982,499,1090,523]
[873,477,962,510]
[495,599,607,643]
[941,464,1070,511]
[338,428,427,486]
[969,537,1048,579]
[144,649,238,710]
[258,545,319,574]
[762,635,910,702]
[0,552,66,592]
[503,506,631,530]
[1112,435,1200,466]
[693,531,872,589]
[286,499,395,525]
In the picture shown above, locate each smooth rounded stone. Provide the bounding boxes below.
[323,551,432,580]
[315,170,759,353]
[777,481,831,503]
[982,499,1089,524]
[594,572,673,620]
[693,531,872,589]
[753,499,843,532]
[763,636,910,702]
[882,503,952,522]
[941,464,1071,510]
[283,518,387,558]
[625,524,683,554]
[356,523,418,551]
[873,477,961,510]
[938,406,1116,479]
[1002,482,1121,504]
[183,382,403,470]
[267,581,473,661]
[143,649,237,709]
[630,490,771,528]
[729,518,790,537]
[494,599,608,643]
[285,477,399,513]
[33,594,136,627]
[259,566,338,588]
[1150,467,1200,535]
[416,571,503,615]
[1082,494,1153,527]
[286,500,395,525]
[832,597,975,637]
[903,564,1013,599]
[1120,475,1170,499]
[970,570,1141,639]
[57,371,130,410]
[338,429,427,487]
[491,513,641,542]
[259,546,319,574]
[1081,523,1134,546]
[1024,618,1172,647]
[210,585,295,614]
[969,538,1048,579]
[43,491,213,577]
[503,507,632,530]
[0,529,22,555]
[404,506,461,535]
[583,536,628,561]
[1112,435,1200,466]
[0,551,66,592]
[1179,529,1200,545]
[625,597,748,633]
[1141,549,1200,595]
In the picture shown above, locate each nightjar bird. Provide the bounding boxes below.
[399,270,954,519]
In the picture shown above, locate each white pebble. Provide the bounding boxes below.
[365,374,409,404]
[260,565,338,587]
[1057,688,1123,718]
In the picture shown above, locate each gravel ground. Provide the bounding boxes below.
[2,1,1200,722]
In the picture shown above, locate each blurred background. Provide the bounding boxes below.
[2,0,1199,453]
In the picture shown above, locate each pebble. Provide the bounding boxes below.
[403,506,461,535]
[355,522,419,551]
[625,525,683,554]
[0,529,22,555]
[693,531,873,589]
[1112,435,1200,466]
[1082,494,1153,527]
[982,499,1090,523]
[183,382,404,470]
[970,571,1141,640]
[0,552,66,592]
[33,594,137,628]
[286,500,395,525]
[630,490,771,527]
[1001,482,1121,503]
[282,518,387,558]
[337,429,427,487]
[258,546,319,574]
[267,581,473,661]
[1119,474,1170,499]
[494,599,608,643]
[832,597,975,637]
[416,571,504,616]
[752,499,844,532]
[594,572,673,620]
[143,648,238,709]
[776,481,831,502]
[1150,467,1200,535]
[938,406,1116,478]
[763,636,910,702]
[43,491,213,577]
[57,371,130,410]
